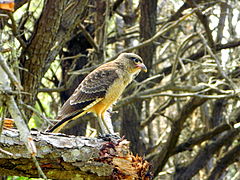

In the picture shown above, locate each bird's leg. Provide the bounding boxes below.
[102,111,114,134]
[97,112,114,134]
[97,116,109,134]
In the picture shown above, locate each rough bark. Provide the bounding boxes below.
[138,0,157,78]
[94,0,108,61]
[0,130,111,179]
[20,0,89,118]
[0,129,150,179]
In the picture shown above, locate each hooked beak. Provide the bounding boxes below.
[136,63,147,72]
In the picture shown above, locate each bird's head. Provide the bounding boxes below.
[117,53,147,74]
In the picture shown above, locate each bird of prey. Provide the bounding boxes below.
[48,53,147,134]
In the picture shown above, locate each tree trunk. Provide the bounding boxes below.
[20,0,88,119]
[121,0,157,155]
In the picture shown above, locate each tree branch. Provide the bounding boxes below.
[79,23,99,51]
[0,130,150,179]
[187,0,215,48]
[187,39,240,61]
[172,117,240,155]
[152,97,207,176]
[0,54,46,178]
[6,12,27,48]
[0,55,23,90]
[198,32,238,91]
[207,144,240,180]
[107,11,195,61]
[139,98,175,129]
[173,128,240,180]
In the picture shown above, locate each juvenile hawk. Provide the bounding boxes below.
[48,53,147,134]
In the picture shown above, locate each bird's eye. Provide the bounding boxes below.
[130,57,142,63]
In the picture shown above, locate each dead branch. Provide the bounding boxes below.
[173,128,240,180]
[152,97,207,176]
[187,0,215,48]
[172,117,240,155]
[207,144,240,180]
[0,130,150,179]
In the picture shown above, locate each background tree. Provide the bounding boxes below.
[0,0,240,179]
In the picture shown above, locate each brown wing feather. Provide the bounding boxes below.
[58,67,119,118]
[70,67,119,105]
[48,64,119,133]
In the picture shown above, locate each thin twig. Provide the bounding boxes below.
[198,32,238,92]
[0,106,6,136]
[0,55,47,179]
[140,98,174,129]
[216,2,228,43]
[107,10,195,61]
[6,12,27,49]
[79,24,99,51]
[57,53,86,61]
[171,33,198,81]
[0,89,30,95]
[68,65,97,75]
[0,147,13,156]
[6,96,47,179]
[70,11,195,76]
[187,0,215,48]
[139,92,235,99]
[38,86,66,93]
[139,74,163,85]
[0,55,23,90]
[20,102,54,126]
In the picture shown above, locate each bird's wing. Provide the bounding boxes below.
[58,67,119,121]
[48,67,119,133]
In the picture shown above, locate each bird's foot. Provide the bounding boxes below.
[98,132,120,141]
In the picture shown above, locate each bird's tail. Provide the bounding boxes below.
[47,110,87,133]
[49,120,70,133]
